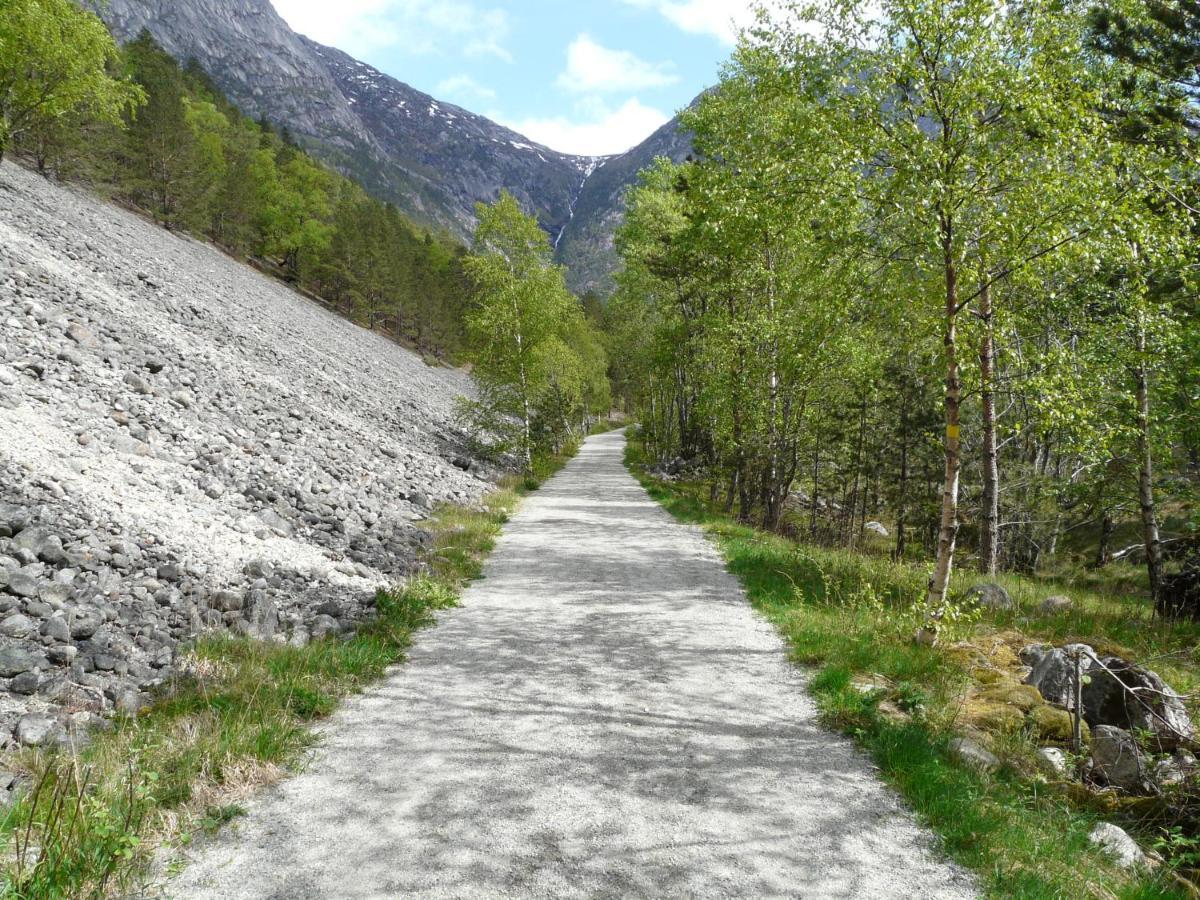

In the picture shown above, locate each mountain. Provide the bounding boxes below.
[553,108,696,296]
[91,0,695,293]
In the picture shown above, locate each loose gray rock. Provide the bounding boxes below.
[0,613,36,639]
[1034,747,1071,778]
[6,571,39,598]
[1038,595,1072,615]
[69,606,104,639]
[1090,725,1150,792]
[10,671,40,694]
[15,714,63,747]
[1088,823,1148,869]
[0,647,36,677]
[41,616,70,643]
[0,162,490,739]
[962,582,1013,611]
[948,737,1000,773]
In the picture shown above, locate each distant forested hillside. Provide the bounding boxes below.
[5,16,471,359]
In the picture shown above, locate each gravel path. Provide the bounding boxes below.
[166,430,977,899]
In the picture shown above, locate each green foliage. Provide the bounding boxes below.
[0,0,143,163]
[608,0,1199,608]
[462,192,611,469]
[5,20,470,360]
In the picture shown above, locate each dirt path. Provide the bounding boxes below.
[166,430,977,899]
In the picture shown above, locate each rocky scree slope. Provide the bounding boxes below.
[86,0,696,296]
[0,162,489,752]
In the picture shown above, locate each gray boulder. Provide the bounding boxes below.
[963,582,1013,611]
[0,646,37,677]
[1091,725,1150,793]
[242,594,279,640]
[0,613,35,639]
[1025,644,1096,709]
[15,714,64,747]
[1039,595,1073,615]
[69,606,103,639]
[0,503,31,537]
[40,616,70,643]
[6,571,39,598]
[257,509,293,537]
[1082,656,1193,750]
[1089,823,1148,869]
[948,737,1000,773]
[1035,747,1072,778]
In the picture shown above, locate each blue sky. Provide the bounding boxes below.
[269,1,760,156]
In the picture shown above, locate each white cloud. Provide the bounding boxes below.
[437,74,497,101]
[270,0,512,61]
[620,0,763,45]
[556,34,678,94]
[500,97,672,157]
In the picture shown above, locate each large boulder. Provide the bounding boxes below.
[1090,725,1151,793]
[1082,656,1193,750]
[1025,644,1096,709]
[962,583,1013,611]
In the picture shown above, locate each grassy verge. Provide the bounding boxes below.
[0,452,575,900]
[625,438,1194,900]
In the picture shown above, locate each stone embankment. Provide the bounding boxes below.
[0,162,488,749]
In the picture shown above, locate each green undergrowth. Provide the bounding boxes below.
[625,439,1191,899]
[0,453,574,900]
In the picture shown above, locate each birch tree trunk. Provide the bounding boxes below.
[1134,318,1164,608]
[927,219,962,613]
[979,280,1000,574]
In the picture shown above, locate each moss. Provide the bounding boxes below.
[1030,704,1090,744]
[979,683,1045,712]
[962,699,1026,733]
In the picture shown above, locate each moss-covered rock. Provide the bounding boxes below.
[964,699,1025,732]
[980,682,1044,712]
[1030,704,1089,743]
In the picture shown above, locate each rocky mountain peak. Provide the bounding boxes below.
[89,0,694,294]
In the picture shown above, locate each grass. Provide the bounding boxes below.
[0,451,575,900]
[626,439,1197,899]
